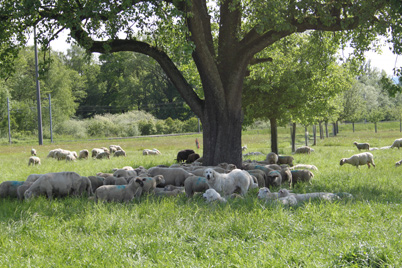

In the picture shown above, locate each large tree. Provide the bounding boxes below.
[1,0,401,166]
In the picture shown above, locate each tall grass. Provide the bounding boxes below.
[1,122,402,266]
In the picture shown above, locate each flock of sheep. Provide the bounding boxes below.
[3,137,402,206]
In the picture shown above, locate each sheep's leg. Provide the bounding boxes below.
[367,162,371,168]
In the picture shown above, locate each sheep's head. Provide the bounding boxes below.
[353,141,358,146]
[257,187,270,199]
[278,189,290,198]
[203,189,222,202]
[340,159,346,166]
[396,161,402,168]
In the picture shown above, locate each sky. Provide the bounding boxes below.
[29,30,401,78]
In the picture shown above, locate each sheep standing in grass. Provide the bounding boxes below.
[294,146,313,154]
[290,170,314,185]
[31,148,37,156]
[266,170,282,188]
[91,148,104,158]
[353,141,370,151]
[78,149,89,159]
[395,160,402,167]
[139,175,165,194]
[277,155,294,166]
[28,156,41,166]
[340,152,375,168]
[96,151,110,160]
[266,152,278,164]
[390,138,402,149]
[113,150,126,157]
[184,175,209,197]
[94,178,144,203]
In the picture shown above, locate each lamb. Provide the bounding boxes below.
[390,138,402,149]
[176,149,195,163]
[147,167,194,187]
[203,189,227,203]
[266,152,278,164]
[186,153,200,163]
[290,170,314,185]
[184,175,209,197]
[0,181,25,198]
[277,155,294,166]
[277,195,298,206]
[78,149,89,159]
[339,152,375,168]
[113,150,126,157]
[257,187,279,200]
[139,175,165,194]
[31,148,37,156]
[24,172,92,200]
[353,141,370,151]
[94,178,144,203]
[278,189,340,202]
[290,164,318,171]
[28,156,41,166]
[294,146,313,154]
[95,151,110,159]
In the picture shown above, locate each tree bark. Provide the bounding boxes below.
[353,122,355,132]
[319,121,324,139]
[333,123,336,136]
[304,126,309,146]
[325,121,329,138]
[270,117,278,154]
[375,122,377,133]
[291,122,296,153]
[313,125,317,146]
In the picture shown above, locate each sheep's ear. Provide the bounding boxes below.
[136,178,144,187]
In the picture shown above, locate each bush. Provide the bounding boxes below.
[138,120,157,135]
[54,119,87,139]
[182,117,200,132]
[155,121,167,134]
[165,117,183,133]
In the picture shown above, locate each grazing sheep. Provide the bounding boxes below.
[294,146,313,154]
[176,149,195,163]
[353,141,370,151]
[184,175,209,197]
[66,153,77,162]
[242,145,247,151]
[0,181,24,198]
[396,159,402,167]
[148,167,194,187]
[96,151,110,159]
[186,153,200,163]
[91,148,104,158]
[31,148,37,156]
[24,172,92,200]
[17,182,33,200]
[277,155,294,167]
[78,149,89,159]
[390,138,402,149]
[28,156,41,166]
[94,178,144,203]
[266,170,282,188]
[140,175,165,194]
[290,164,318,171]
[113,150,126,157]
[87,176,105,192]
[110,145,123,153]
[257,187,279,200]
[340,152,375,168]
[25,174,43,183]
[290,170,314,185]
[266,152,278,164]
[203,189,227,203]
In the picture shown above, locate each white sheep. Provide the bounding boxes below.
[353,141,370,151]
[203,189,227,203]
[143,149,161,155]
[139,175,165,194]
[28,156,41,166]
[91,148,104,158]
[66,153,77,162]
[257,187,279,200]
[78,149,89,159]
[113,150,126,157]
[390,138,402,149]
[266,152,278,164]
[94,178,144,203]
[278,189,339,203]
[184,175,209,197]
[290,164,318,171]
[294,146,314,154]
[31,148,37,156]
[340,152,375,168]
[277,155,294,166]
[148,167,194,187]
[242,145,247,151]
[95,151,110,159]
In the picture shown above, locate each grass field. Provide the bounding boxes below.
[1,122,402,267]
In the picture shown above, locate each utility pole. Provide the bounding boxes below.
[34,26,43,145]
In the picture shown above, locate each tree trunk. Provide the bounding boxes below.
[304,126,308,146]
[325,121,329,138]
[270,117,278,154]
[291,122,296,153]
[336,121,339,134]
[313,125,317,146]
[333,123,336,136]
[375,122,377,133]
[319,121,324,139]
[352,122,355,132]
[400,118,401,132]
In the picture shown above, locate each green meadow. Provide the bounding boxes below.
[1,122,402,267]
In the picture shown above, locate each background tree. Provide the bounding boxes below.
[1,0,402,166]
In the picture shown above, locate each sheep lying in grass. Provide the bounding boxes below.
[290,164,318,171]
[257,187,279,200]
[294,146,313,154]
[184,175,209,197]
[278,189,340,202]
[0,181,24,198]
[203,189,227,203]
[390,138,402,149]
[340,152,375,168]
[28,156,41,166]
[266,152,278,164]
[94,178,144,203]
[353,141,370,151]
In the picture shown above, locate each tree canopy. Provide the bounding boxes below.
[1,0,402,166]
